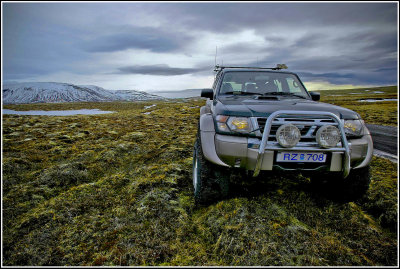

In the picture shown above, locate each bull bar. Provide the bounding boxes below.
[252,110,351,178]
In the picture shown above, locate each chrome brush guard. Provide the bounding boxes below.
[253,110,351,178]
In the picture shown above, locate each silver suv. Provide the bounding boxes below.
[193,65,373,204]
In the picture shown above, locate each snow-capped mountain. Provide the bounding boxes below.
[2,82,163,104]
[113,90,163,101]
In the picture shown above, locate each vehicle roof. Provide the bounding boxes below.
[218,68,298,76]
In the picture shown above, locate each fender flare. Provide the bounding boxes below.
[199,114,229,167]
[354,134,374,169]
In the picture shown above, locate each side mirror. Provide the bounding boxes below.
[309,91,320,101]
[201,88,214,100]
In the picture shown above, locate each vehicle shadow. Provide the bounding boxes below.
[226,170,358,205]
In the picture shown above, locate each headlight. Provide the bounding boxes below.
[216,115,253,134]
[343,120,365,137]
[316,125,341,148]
[276,124,301,148]
[227,117,252,133]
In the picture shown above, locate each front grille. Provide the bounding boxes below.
[256,117,336,142]
[257,118,312,136]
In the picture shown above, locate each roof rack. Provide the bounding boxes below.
[214,64,288,72]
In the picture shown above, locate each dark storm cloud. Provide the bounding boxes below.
[298,69,397,85]
[334,31,397,56]
[222,33,330,60]
[163,2,397,86]
[273,56,396,85]
[286,47,397,74]
[290,33,331,50]
[225,26,397,86]
[237,41,397,86]
[3,3,95,79]
[2,2,397,87]
[155,3,396,33]
[117,64,208,76]
[81,26,193,53]
[3,3,196,81]
[222,43,265,55]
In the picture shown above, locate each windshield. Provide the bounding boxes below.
[219,71,309,98]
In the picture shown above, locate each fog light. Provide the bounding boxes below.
[316,125,341,148]
[276,124,301,148]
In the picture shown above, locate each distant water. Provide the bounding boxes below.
[358,98,398,102]
[2,109,115,116]
[151,89,202,98]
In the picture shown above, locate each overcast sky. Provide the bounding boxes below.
[2,2,398,91]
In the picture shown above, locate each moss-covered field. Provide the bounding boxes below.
[316,85,398,126]
[2,88,398,266]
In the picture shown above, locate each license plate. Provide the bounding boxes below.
[276,152,327,163]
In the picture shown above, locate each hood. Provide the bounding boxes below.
[214,96,360,119]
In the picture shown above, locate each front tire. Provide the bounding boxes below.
[192,132,230,205]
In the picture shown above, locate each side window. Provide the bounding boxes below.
[287,77,302,93]
[219,73,244,94]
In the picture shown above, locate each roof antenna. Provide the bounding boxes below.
[215,46,218,67]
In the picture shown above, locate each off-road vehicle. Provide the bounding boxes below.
[193,65,373,204]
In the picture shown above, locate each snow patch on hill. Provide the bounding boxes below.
[2,82,163,104]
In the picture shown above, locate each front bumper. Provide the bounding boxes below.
[214,110,373,178]
[215,133,372,172]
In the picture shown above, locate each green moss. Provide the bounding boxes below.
[363,157,398,230]
[2,98,398,266]
[317,86,398,126]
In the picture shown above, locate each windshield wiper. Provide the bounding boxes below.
[263,92,308,99]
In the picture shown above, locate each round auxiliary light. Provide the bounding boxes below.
[316,125,341,148]
[276,124,301,148]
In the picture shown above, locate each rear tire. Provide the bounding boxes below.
[192,132,230,205]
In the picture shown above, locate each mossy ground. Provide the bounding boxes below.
[317,85,398,126]
[2,89,398,266]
